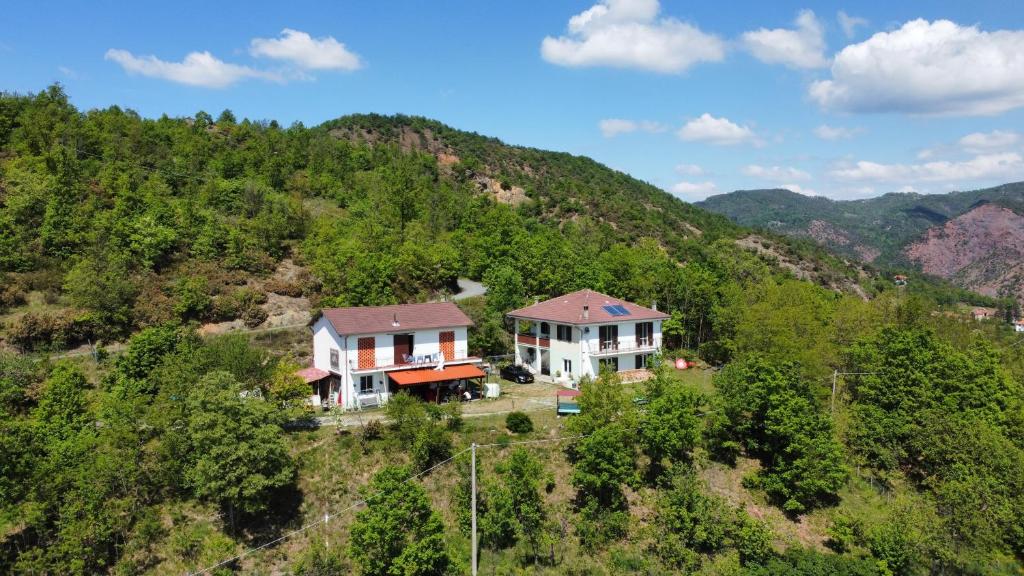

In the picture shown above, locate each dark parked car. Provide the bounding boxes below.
[500,364,535,383]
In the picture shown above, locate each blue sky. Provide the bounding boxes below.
[3,0,1024,200]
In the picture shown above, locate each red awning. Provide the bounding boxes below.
[556,389,581,398]
[389,364,486,386]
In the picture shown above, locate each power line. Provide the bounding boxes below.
[187,432,592,576]
[188,445,472,576]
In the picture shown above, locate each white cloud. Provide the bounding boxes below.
[810,19,1024,116]
[58,66,77,78]
[670,180,719,201]
[598,118,666,137]
[105,49,279,88]
[250,28,362,70]
[677,113,758,146]
[541,0,725,73]
[743,164,812,182]
[958,130,1020,152]
[781,183,817,196]
[814,124,859,140]
[741,10,828,69]
[674,163,704,176]
[896,185,919,193]
[837,11,868,38]
[831,152,1024,183]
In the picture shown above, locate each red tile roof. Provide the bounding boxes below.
[319,302,473,335]
[296,367,330,383]
[507,289,669,324]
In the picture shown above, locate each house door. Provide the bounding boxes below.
[394,334,413,364]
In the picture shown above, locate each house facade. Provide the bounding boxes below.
[309,302,484,409]
[507,289,668,386]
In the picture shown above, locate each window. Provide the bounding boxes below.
[556,324,573,342]
[599,357,619,372]
[563,359,572,374]
[636,322,653,347]
[359,375,374,394]
[330,349,340,371]
[635,354,652,369]
[540,322,550,337]
[599,325,619,351]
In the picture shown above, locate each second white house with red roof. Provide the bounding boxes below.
[306,302,485,410]
[507,289,668,385]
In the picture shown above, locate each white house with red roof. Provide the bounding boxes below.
[308,302,484,409]
[506,289,668,385]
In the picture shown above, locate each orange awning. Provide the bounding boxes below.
[389,364,486,386]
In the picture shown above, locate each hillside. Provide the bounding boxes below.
[698,183,1024,303]
[0,87,870,354]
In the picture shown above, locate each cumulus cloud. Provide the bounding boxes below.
[741,10,828,69]
[743,164,812,182]
[541,0,725,73]
[670,180,719,201]
[781,183,817,196]
[814,124,860,140]
[105,49,279,88]
[831,152,1024,183]
[598,118,666,137]
[674,163,704,176]
[250,28,362,70]
[837,11,868,38]
[810,19,1024,116]
[677,113,758,146]
[958,130,1020,152]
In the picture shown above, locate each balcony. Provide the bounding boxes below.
[350,351,477,374]
[587,337,661,357]
[516,334,550,348]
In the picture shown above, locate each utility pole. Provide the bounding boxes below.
[471,442,478,576]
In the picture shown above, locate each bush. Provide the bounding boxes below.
[411,424,452,472]
[361,419,383,441]
[241,305,268,328]
[506,411,533,434]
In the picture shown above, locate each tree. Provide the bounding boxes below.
[640,381,702,474]
[349,465,450,576]
[570,423,636,546]
[269,356,313,415]
[64,253,138,337]
[502,448,547,561]
[184,371,295,528]
[482,264,526,314]
[713,356,847,513]
[654,471,732,570]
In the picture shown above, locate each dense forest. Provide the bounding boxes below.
[2,86,1024,575]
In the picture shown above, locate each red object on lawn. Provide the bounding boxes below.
[675,358,689,369]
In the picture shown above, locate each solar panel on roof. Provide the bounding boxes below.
[602,305,623,316]
[612,305,631,316]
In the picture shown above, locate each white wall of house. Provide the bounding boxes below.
[512,319,662,385]
[312,320,470,409]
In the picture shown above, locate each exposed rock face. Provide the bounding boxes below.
[906,204,1024,301]
[807,219,850,246]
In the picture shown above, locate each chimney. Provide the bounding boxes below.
[651,300,657,311]
[583,304,589,320]
[534,296,540,305]
[392,313,400,328]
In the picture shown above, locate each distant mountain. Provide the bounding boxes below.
[698,183,1024,302]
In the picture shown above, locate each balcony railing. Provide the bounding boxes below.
[350,351,475,373]
[516,334,550,348]
[587,337,661,356]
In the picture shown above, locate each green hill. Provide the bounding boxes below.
[0,86,869,354]
[698,183,1024,304]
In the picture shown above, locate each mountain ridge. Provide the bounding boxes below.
[697,182,1024,303]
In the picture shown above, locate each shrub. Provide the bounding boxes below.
[361,419,383,441]
[411,424,452,472]
[506,411,533,434]
[241,305,268,328]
